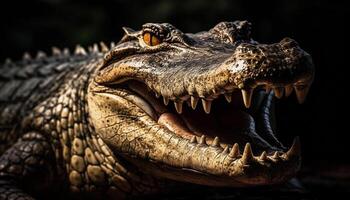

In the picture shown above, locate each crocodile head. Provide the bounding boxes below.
[88,21,314,187]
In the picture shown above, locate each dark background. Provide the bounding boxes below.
[0,0,348,195]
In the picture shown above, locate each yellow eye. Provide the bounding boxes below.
[143,32,161,46]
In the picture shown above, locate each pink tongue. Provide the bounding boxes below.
[158,113,195,140]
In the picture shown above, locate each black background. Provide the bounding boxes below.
[0,0,348,169]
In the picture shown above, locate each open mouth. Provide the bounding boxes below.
[117,80,308,159]
[89,21,314,186]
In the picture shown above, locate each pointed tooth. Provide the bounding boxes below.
[88,46,93,52]
[163,97,169,105]
[294,84,311,104]
[285,136,301,159]
[241,143,254,164]
[285,85,293,97]
[52,47,61,56]
[100,42,109,52]
[201,99,212,114]
[75,45,87,55]
[110,42,116,48]
[174,101,183,114]
[23,52,32,60]
[80,46,87,55]
[228,143,240,158]
[199,135,206,145]
[273,87,284,99]
[190,96,198,110]
[223,146,229,154]
[211,137,220,147]
[224,93,232,103]
[92,43,99,53]
[259,151,267,160]
[63,48,70,56]
[36,51,46,59]
[190,136,197,143]
[241,88,253,108]
[272,151,280,159]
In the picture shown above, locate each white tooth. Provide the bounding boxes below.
[174,101,183,114]
[199,135,206,145]
[285,85,293,97]
[241,88,253,108]
[241,143,254,164]
[211,137,220,147]
[63,48,70,56]
[259,151,267,160]
[191,96,198,110]
[271,151,280,160]
[163,97,169,105]
[74,45,87,55]
[22,52,32,60]
[228,143,240,158]
[110,42,116,48]
[224,93,232,103]
[100,41,109,52]
[201,99,212,114]
[285,136,301,159]
[51,47,61,56]
[294,84,311,104]
[36,51,46,59]
[190,136,197,143]
[93,43,99,53]
[273,87,284,99]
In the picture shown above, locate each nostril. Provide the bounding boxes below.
[235,43,259,55]
[279,37,299,49]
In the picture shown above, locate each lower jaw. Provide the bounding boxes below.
[123,155,299,187]
[121,132,301,187]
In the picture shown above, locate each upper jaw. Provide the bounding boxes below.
[96,37,314,106]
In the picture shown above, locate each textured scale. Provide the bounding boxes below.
[0,48,160,199]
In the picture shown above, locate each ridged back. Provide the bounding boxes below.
[0,50,102,154]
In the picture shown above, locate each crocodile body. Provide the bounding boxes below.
[0,21,314,199]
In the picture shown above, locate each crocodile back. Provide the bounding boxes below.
[0,53,100,154]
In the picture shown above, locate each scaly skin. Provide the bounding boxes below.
[0,21,314,199]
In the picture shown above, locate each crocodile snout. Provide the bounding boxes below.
[227,37,314,99]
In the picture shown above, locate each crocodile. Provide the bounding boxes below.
[0,21,314,200]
